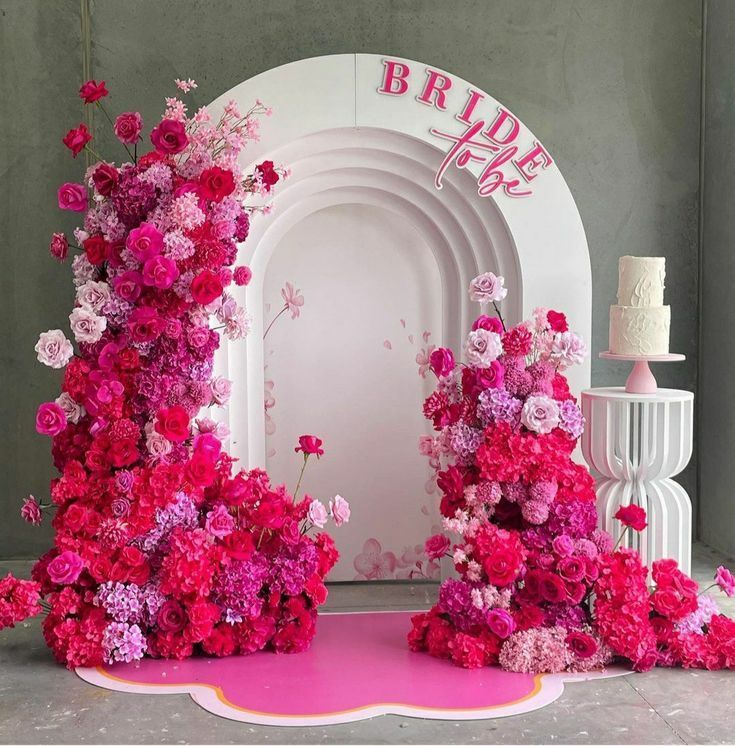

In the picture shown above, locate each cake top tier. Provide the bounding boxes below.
[617,255,666,307]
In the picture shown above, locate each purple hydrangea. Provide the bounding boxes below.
[271,539,319,596]
[449,423,485,462]
[438,579,486,631]
[559,400,585,439]
[102,621,148,663]
[676,594,719,635]
[95,581,143,623]
[214,553,271,622]
[477,388,522,426]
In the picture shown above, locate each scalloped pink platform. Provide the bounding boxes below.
[76,611,629,726]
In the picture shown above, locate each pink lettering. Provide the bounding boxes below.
[456,88,485,125]
[377,60,410,96]
[484,108,520,146]
[514,141,553,182]
[430,120,499,189]
[477,146,532,198]
[416,68,453,110]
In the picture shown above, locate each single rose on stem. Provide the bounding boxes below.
[329,494,350,526]
[79,79,108,103]
[612,504,648,550]
[62,123,92,158]
[20,496,42,526]
[292,435,324,499]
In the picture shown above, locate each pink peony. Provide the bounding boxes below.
[329,495,350,526]
[35,402,67,436]
[469,272,507,304]
[47,551,84,585]
[35,330,73,369]
[57,182,87,212]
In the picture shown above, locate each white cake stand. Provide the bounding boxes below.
[599,352,685,394]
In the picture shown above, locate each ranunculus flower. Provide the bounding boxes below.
[429,347,455,377]
[205,504,235,539]
[69,306,107,344]
[199,166,236,202]
[83,235,108,265]
[256,160,280,192]
[547,310,568,332]
[715,566,735,597]
[142,255,179,289]
[614,504,647,532]
[35,402,67,436]
[127,306,164,343]
[472,314,504,334]
[233,266,252,286]
[295,435,324,457]
[126,222,163,262]
[47,550,84,585]
[487,608,515,639]
[566,631,598,659]
[35,329,73,368]
[464,328,502,368]
[469,272,507,304]
[79,79,108,103]
[425,533,451,560]
[57,182,87,212]
[113,270,143,302]
[329,494,350,526]
[190,270,223,305]
[150,118,188,154]
[62,123,92,157]
[155,405,190,443]
[157,600,186,633]
[307,500,328,528]
[92,162,119,196]
[521,395,560,434]
[49,232,68,261]
[114,112,143,144]
[20,496,42,526]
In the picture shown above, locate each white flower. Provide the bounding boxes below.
[329,494,351,526]
[224,307,252,341]
[35,329,73,368]
[520,395,560,434]
[464,328,502,368]
[308,500,328,528]
[550,331,587,370]
[76,280,111,314]
[55,392,84,424]
[469,272,507,304]
[69,307,107,344]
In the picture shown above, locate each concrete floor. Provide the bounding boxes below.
[1,543,734,745]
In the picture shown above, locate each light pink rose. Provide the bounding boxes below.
[145,426,173,458]
[35,402,67,436]
[469,272,507,304]
[307,500,328,528]
[47,550,84,585]
[464,328,502,368]
[521,395,560,434]
[205,504,235,538]
[35,329,73,368]
[329,494,350,526]
[76,280,111,313]
[210,376,233,406]
[55,392,84,424]
[69,307,107,344]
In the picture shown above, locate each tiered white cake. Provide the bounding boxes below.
[609,256,670,355]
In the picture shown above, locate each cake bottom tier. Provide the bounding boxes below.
[609,304,670,355]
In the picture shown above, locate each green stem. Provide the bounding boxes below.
[699,582,717,596]
[612,525,630,552]
[96,101,134,161]
[84,143,105,162]
[293,455,309,501]
[263,305,288,340]
[492,301,507,332]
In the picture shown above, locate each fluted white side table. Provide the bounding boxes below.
[581,387,694,574]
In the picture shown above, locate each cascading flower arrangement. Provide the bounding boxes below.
[0,78,350,668]
[409,272,735,673]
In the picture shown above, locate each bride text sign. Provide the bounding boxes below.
[377,59,553,199]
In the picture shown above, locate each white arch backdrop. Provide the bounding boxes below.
[210,54,591,580]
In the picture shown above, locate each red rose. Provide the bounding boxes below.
[158,600,186,633]
[91,162,119,196]
[294,434,324,457]
[79,79,108,103]
[615,504,647,532]
[429,347,455,377]
[150,119,188,155]
[539,572,567,603]
[483,547,522,587]
[566,631,598,659]
[108,438,138,468]
[547,310,568,332]
[114,112,142,144]
[425,533,451,560]
[126,306,164,343]
[190,270,223,305]
[155,405,190,443]
[62,124,92,157]
[256,160,280,192]
[83,235,108,266]
[186,451,216,487]
[199,167,236,203]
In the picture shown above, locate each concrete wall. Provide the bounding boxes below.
[0,0,703,557]
[700,0,735,556]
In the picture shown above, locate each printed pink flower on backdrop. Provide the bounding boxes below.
[281,282,304,319]
[416,345,437,378]
[353,539,397,580]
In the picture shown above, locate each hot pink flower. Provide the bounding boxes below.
[79,80,108,103]
[150,119,188,154]
[35,402,67,436]
[615,504,648,531]
[57,182,87,212]
[47,551,84,585]
[233,266,252,286]
[126,222,163,262]
[429,347,455,377]
[62,124,92,157]
[49,232,69,261]
[205,504,235,539]
[142,255,179,289]
[425,534,451,560]
[113,270,143,302]
[715,566,735,597]
[114,112,143,144]
[295,435,324,457]
[20,496,42,526]
[566,631,598,659]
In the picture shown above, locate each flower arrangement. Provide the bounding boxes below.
[0,78,349,668]
[409,273,735,672]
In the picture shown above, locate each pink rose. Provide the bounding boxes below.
[476,359,504,389]
[464,328,502,368]
[193,432,222,460]
[520,395,560,434]
[47,550,84,585]
[715,565,735,597]
[142,255,179,289]
[49,232,69,261]
[187,325,211,349]
[425,533,450,560]
[209,376,232,406]
[127,306,164,343]
[295,435,324,458]
[487,608,515,639]
[57,182,87,212]
[79,80,108,103]
[469,272,507,304]
[114,112,143,144]
[150,119,188,154]
[113,270,143,302]
[157,600,186,632]
[20,496,42,526]
[205,504,235,539]
[35,402,67,436]
[472,314,504,334]
[329,494,350,526]
[233,266,252,286]
[126,222,163,262]
[615,504,648,532]
[35,329,73,369]
[429,347,455,377]
[566,631,598,659]
[307,500,328,528]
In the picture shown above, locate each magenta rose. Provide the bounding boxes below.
[157,600,186,632]
[557,556,586,582]
[47,550,84,585]
[113,270,143,302]
[142,255,179,289]
[566,631,598,659]
[20,496,42,526]
[35,402,67,436]
[472,314,504,334]
[57,182,87,212]
[49,232,69,261]
[295,434,324,457]
[62,124,92,157]
[150,119,188,154]
[429,347,455,377]
[425,533,451,560]
[476,359,504,389]
[78,79,108,103]
[205,504,235,539]
[715,565,735,597]
[92,162,119,197]
[487,608,515,639]
[126,222,163,262]
[114,111,143,144]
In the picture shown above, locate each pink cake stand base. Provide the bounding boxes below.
[599,352,686,394]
